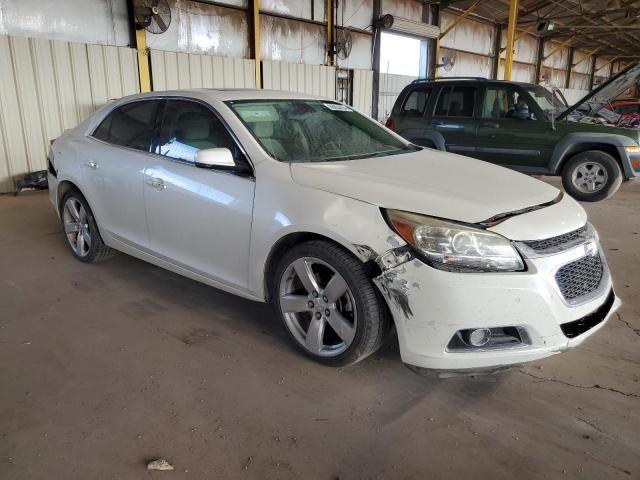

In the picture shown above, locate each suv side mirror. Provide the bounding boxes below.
[195,148,235,169]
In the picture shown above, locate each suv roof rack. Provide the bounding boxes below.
[410,77,489,84]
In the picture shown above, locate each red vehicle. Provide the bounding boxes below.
[605,100,640,127]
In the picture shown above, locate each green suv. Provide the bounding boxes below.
[386,64,640,202]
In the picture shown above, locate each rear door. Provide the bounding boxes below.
[391,86,437,147]
[430,85,479,155]
[475,85,552,172]
[85,99,161,248]
[143,98,255,290]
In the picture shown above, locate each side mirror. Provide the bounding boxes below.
[194,148,235,169]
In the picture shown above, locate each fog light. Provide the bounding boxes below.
[464,328,491,347]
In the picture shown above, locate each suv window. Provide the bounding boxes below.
[401,88,432,116]
[158,100,238,163]
[482,87,537,120]
[434,86,476,117]
[92,100,160,151]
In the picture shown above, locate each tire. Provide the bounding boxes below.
[561,150,623,202]
[272,240,390,367]
[60,190,116,263]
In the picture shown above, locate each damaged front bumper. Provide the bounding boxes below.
[372,244,620,372]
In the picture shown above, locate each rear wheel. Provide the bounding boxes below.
[561,150,622,202]
[61,190,115,263]
[273,241,389,367]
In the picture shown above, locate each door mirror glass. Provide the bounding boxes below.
[195,148,235,169]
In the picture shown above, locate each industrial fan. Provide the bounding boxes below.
[135,0,172,34]
[335,28,353,60]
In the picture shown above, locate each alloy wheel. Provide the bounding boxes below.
[278,257,357,357]
[571,161,608,194]
[62,198,91,257]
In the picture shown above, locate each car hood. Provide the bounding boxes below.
[559,62,640,120]
[290,149,560,224]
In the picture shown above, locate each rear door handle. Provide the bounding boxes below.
[146,177,166,191]
[85,161,98,169]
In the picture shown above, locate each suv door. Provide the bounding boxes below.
[144,98,255,290]
[87,99,161,248]
[475,85,553,172]
[391,86,437,147]
[430,85,479,155]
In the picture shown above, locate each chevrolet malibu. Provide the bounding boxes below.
[48,90,620,374]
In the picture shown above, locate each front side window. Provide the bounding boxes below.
[482,87,537,120]
[522,85,566,119]
[401,88,432,116]
[434,86,477,117]
[92,100,160,151]
[227,100,411,163]
[158,100,238,163]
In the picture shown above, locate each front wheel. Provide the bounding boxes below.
[561,150,623,202]
[273,241,390,367]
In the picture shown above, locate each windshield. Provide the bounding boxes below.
[227,100,412,162]
[522,85,566,119]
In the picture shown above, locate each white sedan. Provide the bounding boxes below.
[47,89,620,374]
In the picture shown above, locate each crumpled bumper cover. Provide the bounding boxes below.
[373,251,620,372]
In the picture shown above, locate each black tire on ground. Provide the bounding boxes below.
[561,150,623,202]
[60,190,116,263]
[272,240,391,367]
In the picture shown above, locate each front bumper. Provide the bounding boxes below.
[373,243,620,372]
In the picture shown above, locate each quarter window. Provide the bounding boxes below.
[158,100,238,163]
[92,100,160,151]
[401,88,432,116]
[434,86,477,117]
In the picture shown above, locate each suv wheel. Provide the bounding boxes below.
[273,240,389,367]
[561,150,623,202]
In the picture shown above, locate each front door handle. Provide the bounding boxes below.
[85,161,98,169]
[146,177,166,191]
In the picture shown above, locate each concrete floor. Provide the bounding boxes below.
[1,179,639,480]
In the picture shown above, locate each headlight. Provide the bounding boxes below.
[385,209,524,272]
[624,145,640,154]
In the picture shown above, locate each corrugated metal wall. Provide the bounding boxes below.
[262,60,335,97]
[0,35,139,192]
[352,69,373,116]
[378,73,417,121]
[150,49,255,90]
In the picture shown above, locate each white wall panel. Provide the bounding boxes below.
[440,12,494,56]
[352,69,373,116]
[439,48,492,79]
[261,14,326,64]
[498,61,535,83]
[337,0,374,30]
[151,50,255,90]
[0,35,138,192]
[336,30,372,70]
[262,0,312,19]
[262,60,335,98]
[382,0,422,19]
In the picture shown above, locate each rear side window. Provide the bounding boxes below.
[158,100,238,163]
[434,86,477,117]
[401,88,432,116]
[93,100,160,151]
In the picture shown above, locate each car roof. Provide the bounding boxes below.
[408,78,538,88]
[111,88,331,104]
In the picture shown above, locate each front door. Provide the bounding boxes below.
[430,85,479,155]
[84,99,161,248]
[475,85,553,172]
[143,99,255,290]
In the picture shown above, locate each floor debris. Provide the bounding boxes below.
[147,459,175,471]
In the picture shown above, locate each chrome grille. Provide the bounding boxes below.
[524,225,588,251]
[555,254,604,301]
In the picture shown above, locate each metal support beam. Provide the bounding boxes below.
[135,29,151,92]
[534,37,544,84]
[248,0,261,88]
[573,47,601,68]
[371,0,381,120]
[594,56,620,74]
[503,0,519,80]
[428,3,440,79]
[565,47,574,89]
[491,24,502,80]
[327,0,334,66]
[588,55,597,90]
